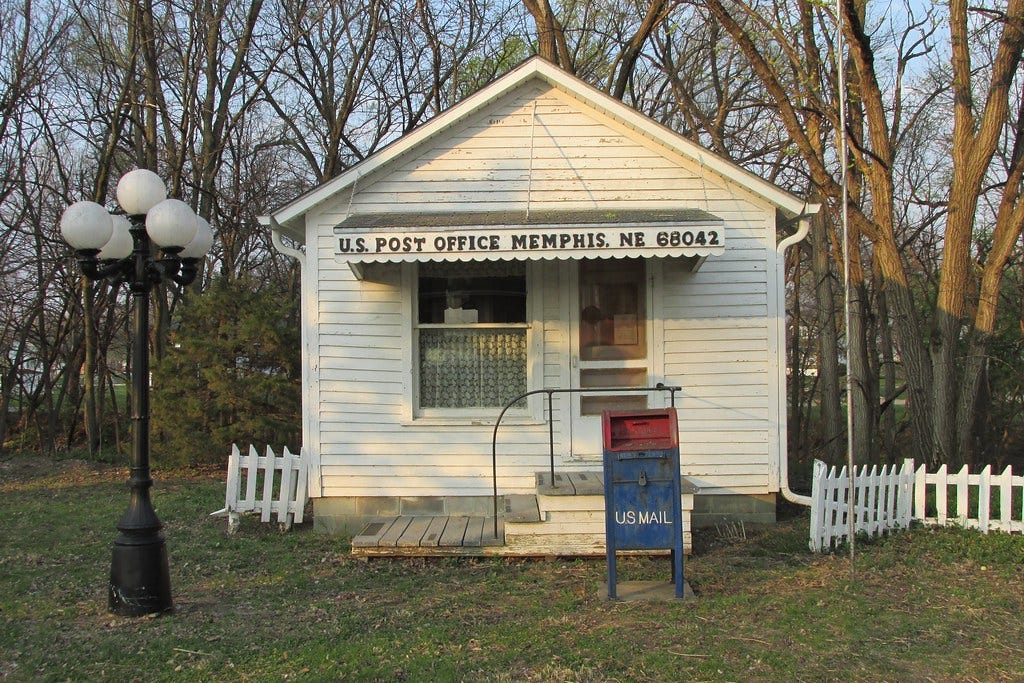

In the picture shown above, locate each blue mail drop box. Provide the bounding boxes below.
[602,408,685,599]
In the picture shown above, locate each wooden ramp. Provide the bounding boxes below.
[351,516,509,557]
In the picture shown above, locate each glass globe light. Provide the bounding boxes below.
[116,169,167,216]
[145,199,198,249]
[180,216,214,259]
[60,201,113,251]
[98,215,134,260]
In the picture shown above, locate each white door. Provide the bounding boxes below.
[569,259,652,458]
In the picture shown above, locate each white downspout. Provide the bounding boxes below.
[776,207,818,506]
[260,216,319,498]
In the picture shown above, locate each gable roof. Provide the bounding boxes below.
[261,57,812,241]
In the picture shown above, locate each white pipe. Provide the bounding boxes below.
[261,216,305,263]
[776,208,818,506]
[261,215,316,496]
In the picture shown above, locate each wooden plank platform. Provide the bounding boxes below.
[438,516,470,547]
[352,516,506,557]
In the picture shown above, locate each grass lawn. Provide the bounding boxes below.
[1,456,1022,682]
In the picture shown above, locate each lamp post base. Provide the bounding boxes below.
[108,537,173,616]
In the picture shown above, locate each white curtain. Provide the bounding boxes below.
[419,328,527,408]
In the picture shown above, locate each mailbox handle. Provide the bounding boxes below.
[615,451,665,461]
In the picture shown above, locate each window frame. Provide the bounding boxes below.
[403,262,541,423]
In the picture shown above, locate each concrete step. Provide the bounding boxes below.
[535,470,604,495]
[503,470,695,554]
[504,493,541,523]
[539,494,605,514]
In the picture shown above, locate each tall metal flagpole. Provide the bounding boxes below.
[837,0,856,564]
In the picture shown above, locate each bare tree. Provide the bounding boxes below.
[262,0,386,180]
[698,0,1024,465]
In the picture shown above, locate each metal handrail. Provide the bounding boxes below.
[490,384,681,538]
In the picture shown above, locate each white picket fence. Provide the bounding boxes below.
[210,445,309,533]
[914,463,1024,534]
[809,459,915,552]
[810,459,1024,551]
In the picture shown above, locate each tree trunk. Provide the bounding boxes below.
[954,334,988,466]
[847,276,873,464]
[876,286,897,460]
[811,212,843,463]
[873,236,935,465]
[522,0,572,69]
[610,0,667,100]
[789,246,803,461]
[937,0,1024,465]
[82,277,100,454]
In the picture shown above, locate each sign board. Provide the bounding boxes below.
[333,223,724,262]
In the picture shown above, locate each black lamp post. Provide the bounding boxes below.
[60,169,213,616]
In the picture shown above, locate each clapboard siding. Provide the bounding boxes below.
[665,350,768,365]
[341,87,759,218]
[388,163,687,182]
[366,177,726,194]
[319,346,403,361]
[319,387,403,403]
[314,258,407,459]
[315,325,404,341]
[678,385,769,400]
[321,451,553,467]
[665,305,768,320]
[665,339,767,355]
[313,258,568,498]
[318,301,402,316]
[676,393,772,410]
[664,324,766,340]
[539,263,571,453]
[683,444,770,460]
[319,474,539,495]
[676,282,768,298]
[683,474,770,490]
[391,156,681,175]
[659,202,775,494]
[665,297,768,313]
[321,426,547,442]
[317,360,404,379]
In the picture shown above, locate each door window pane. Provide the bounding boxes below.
[580,394,648,416]
[579,259,646,361]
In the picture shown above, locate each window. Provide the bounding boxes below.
[415,262,528,413]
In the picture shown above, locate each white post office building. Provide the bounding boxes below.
[260,58,816,555]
